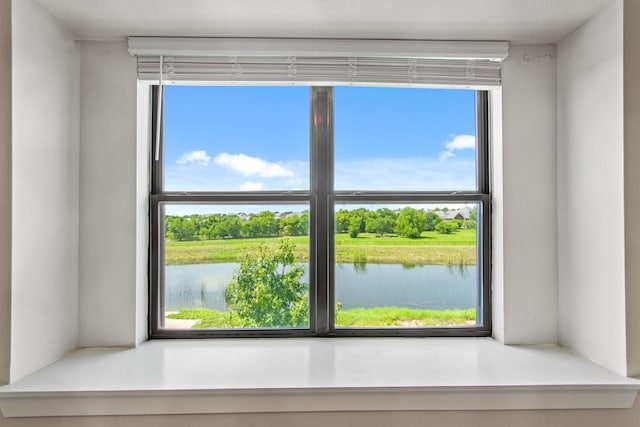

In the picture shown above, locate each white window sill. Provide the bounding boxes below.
[0,338,639,417]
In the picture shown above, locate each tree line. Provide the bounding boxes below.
[166,207,476,241]
[166,211,309,241]
[336,207,475,238]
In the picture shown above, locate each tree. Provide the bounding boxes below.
[224,239,308,327]
[394,207,426,238]
[165,216,197,241]
[435,221,455,234]
[469,207,477,221]
[348,216,362,238]
[462,219,477,230]
[365,210,395,236]
[279,212,308,236]
[214,215,242,239]
[335,209,351,233]
[246,211,279,237]
[424,211,442,231]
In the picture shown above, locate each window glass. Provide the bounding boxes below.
[163,86,310,191]
[334,87,477,191]
[162,203,310,330]
[334,202,479,328]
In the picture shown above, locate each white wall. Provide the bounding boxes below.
[78,41,140,347]
[9,0,80,382]
[0,0,11,386]
[624,0,640,378]
[493,45,558,344]
[557,0,626,375]
[136,83,150,345]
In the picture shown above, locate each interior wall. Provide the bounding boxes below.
[557,0,626,375]
[624,0,640,378]
[494,44,558,344]
[0,0,11,386]
[10,0,80,382]
[78,41,138,347]
[135,83,150,345]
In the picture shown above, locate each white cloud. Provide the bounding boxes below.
[176,150,211,167]
[239,181,264,191]
[439,134,476,161]
[214,153,294,178]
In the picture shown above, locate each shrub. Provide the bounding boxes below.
[224,238,308,327]
[435,221,455,234]
[462,219,477,230]
[394,207,426,239]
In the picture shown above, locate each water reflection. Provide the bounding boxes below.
[165,262,476,311]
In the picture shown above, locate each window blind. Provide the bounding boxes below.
[128,37,508,88]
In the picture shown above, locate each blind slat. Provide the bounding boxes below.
[130,39,507,87]
[136,56,502,87]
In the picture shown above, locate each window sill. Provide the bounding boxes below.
[0,338,639,417]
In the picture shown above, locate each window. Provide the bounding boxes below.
[149,84,491,338]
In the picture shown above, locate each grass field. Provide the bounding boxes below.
[166,307,477,328]
[165,230,477,266]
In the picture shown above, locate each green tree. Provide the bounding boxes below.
[394,207,426,238]
[365,210,395,236]
[469,207,477,221]
[335,209,351,233]
[279,212,308,236]
[424,211,442,231]
[462,219,477,230]
[165,216,197,241]
[435,221,455,234]
[224,239,308,327]
[346,208,367,238]
[348,216,362,238]
[214,215,242,239]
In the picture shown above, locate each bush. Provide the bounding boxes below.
[224,238,308,327]
[424,212,442,231]
[394,207,426,239]
[462,219,477,230]
[435,221,455,234]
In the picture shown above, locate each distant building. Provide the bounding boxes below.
[433,207,471,221]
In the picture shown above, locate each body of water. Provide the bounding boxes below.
[165,263,477,311]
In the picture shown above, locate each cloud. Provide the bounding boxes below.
[214,153,294,178]
[239,181,264,191]
[439,134,476,161]
[176,150,211,167]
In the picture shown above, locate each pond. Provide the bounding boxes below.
[165,263,477,311]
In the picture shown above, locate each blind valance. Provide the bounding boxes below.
[128,37,508,88]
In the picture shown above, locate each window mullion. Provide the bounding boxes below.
[311,87,333,335]
[476,90,490,195]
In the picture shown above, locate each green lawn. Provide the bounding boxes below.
[165,229,476,266]
[166,307,476,328]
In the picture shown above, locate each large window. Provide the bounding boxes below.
[150,85,491,338]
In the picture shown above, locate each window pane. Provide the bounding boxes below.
[161,203,310,329]
[163,86,310,191]
[334,202,479,328]
[334,87,477,191]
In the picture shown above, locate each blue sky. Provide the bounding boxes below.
[163,85,476,214]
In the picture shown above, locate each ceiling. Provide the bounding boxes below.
[32,0,615,44]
